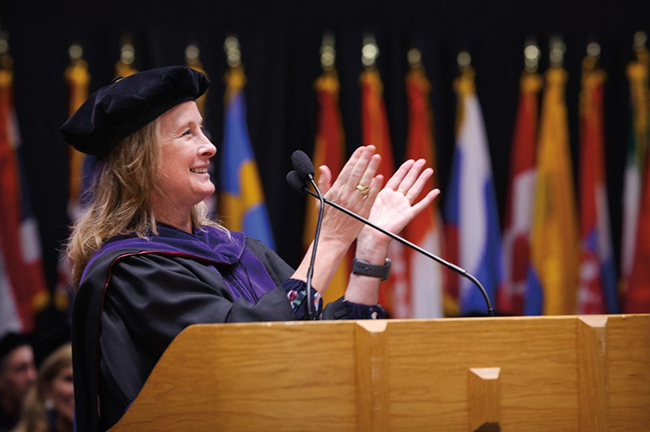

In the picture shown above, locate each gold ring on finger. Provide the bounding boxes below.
[356,184,370,196]
[397,188,407,196]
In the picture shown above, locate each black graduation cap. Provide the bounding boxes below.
[0,332,32,361]
[60,65,210,158]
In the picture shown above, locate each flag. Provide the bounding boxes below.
[577,59,617,314]
[188,60,209,118]
[0,56,49,335]
[621,52,648,300]
[187,60,216,216]
[528,67,579,315]
[402,65,444,318]
[499,72,542,315]
[625,149,650,312]
[443,67,503,316]
[359,68,404,315]
[0,245,21,336]
[304,70,349,304]
[65,57,91,220]
[54,57,91,313]
[219,65,275,248]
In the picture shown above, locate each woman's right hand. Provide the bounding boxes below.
[315,145,384,249]
[290,146,383,294]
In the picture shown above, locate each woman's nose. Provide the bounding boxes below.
[200,140,217,158]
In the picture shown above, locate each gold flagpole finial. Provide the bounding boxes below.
[224,35,241,68]
[457,50,471,71]
[524,38,540,73]
[586,41,601,59]
[407,48,422,69]
[0,32,8,56]
[549,35,566,68]
[633,31,647,52]
[120,43,135,65]
[0,30,11,71]
[583,40,601,72]
[185,44,200,66]
[119,33,135,66]
[320,32,336,71]
[69,43,83,61]
[633,31,648,64]
[361,34,379,69]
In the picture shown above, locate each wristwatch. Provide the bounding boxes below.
[352,257,391,281]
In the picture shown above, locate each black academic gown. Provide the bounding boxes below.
[71,236,349,432]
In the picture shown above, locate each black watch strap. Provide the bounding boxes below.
[352,258,391,281]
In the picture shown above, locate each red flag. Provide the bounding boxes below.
[625,150,650,312]
[360,69,395,178]
[402,66,444,318]
[577,60,617,314]
[359,68,402,314]
[500,72,542,315]
[304,70,350,304]
[0,57,49,333]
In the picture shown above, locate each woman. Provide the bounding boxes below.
[61,66,438,431]
[13,344,73,432]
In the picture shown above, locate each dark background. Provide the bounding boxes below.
[2,1,649,340]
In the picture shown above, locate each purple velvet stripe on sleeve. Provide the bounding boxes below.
[81,225,278,305]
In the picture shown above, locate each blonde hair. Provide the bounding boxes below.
[67,119,220,290]
[14,343,72,432]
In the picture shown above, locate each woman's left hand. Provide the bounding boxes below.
[357,158,440,255]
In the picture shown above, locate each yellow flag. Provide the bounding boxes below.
[530,67,579,315]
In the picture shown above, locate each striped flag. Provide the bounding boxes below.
[528,67,579,315]
[403,65,444,318]
[219,65,275,248]
[577,59,617,314]
[443,67,503,316]
[0,58,49,335]
[500,72,542,315]
[625,149,650,312]
[621,53,648,301]
[359,68,404,316]
[304,70,349,304]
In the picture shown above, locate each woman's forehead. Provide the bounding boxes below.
[160,101,202,129]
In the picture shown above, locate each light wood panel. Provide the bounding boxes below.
[607,315,650,431]
[110,315,650,431]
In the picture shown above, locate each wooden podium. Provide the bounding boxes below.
[111,315,650,431]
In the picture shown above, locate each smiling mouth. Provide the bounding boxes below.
[190,168,209,174]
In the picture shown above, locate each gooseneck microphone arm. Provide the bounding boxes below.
[291,151,325,319]
[303,175,324,319]
[287,169,495,317]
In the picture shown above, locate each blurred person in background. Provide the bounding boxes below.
[13,343,73,432]
[0,334,37,432]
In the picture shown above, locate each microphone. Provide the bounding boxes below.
[291,150,324,319]
[287,168,495,317]
[291,150,316,180]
